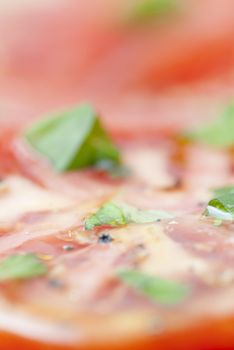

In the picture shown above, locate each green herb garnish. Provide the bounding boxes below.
[0,253,47,282]
[117,269,189,305]
[25,104,120,172]
[204,193,234,221]
[85,201,174,230]
[184,103,234,148]
[213,185,234,197]
[126,0,178,25]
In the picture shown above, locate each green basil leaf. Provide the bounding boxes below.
[0,253,47,282]
[126,0,178,25]
[85,201,174,230]
[213,185,234,197]
[204,194,234,221]
[25,104,120,172]
[117,269,189,305]
[184,103,234,148]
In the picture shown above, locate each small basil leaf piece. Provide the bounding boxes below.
[213,185,234,197]
[203,194,234,221]
[25,104,120,172]
[184,103,234,148]
[85,202,128,230]
[85,201,174,230]
[126,0,178,25]
[117,269,189,305]
[0,253,47,282]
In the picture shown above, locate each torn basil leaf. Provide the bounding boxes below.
[117,269,189,305]
[204,194,234,221]
[85,201,174,230]
[184,103,234,148]
[125,0,178,25]
[25,104,120,172]
[0,253,47,282]
[213,185,234,197]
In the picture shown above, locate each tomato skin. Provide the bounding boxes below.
[1,317,234,350]
[135,30,234,89]
[0,129,20,176]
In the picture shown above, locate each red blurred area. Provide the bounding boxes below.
[0,0,234,137]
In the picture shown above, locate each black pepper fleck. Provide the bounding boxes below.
[63,244,74,251]
[48,279,65,289]
[98,233,113,244]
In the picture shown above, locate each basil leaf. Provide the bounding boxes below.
[85,201,174,230]
[126,0,178,25]
[25,104,120,172]
[204,194,234,221]
[117,269,189,305]
[184,103,234,148]
[213,185,234,197]
[0,253,47,282]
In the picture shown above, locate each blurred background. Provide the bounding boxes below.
[0,0,234,139]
